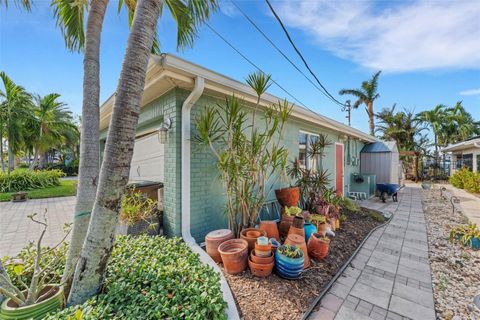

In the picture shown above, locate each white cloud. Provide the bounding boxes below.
[460,88,480,96]
[276,0,480,72]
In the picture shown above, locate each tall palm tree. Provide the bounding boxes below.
[416,104,446,159]
[339,71,381,135]
[27,93,78,168]
[447,101,480,143]
[0,72,33,173]
[67,0,218,306]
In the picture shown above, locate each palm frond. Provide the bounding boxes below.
[51,0,87,52]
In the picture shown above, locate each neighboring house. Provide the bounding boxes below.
[99,54,377,242]
[442,136,480,174]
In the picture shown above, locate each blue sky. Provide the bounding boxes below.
[1,0,479,134]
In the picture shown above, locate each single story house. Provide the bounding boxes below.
[442,136,480,174]
[99,53,377,242]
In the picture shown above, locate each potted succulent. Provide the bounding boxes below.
[459,224,480,250]
[118,189,161,236]
[284,234,310,269]
[0,213,68,319]
[275,245,304,279]
[307,232,330,260]
[280,206,302,237]
[309,214,328,235]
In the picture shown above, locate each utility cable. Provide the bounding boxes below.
[264,0,346,107]
[230,0,336,105]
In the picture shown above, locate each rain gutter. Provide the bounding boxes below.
[180,76,240,319]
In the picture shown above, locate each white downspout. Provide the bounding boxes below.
[181,76,240,320]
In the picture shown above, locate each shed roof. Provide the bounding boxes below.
[361,141,396,153]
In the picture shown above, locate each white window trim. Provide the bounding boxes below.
[299,131,321,171]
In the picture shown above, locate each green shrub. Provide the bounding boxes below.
[41,236,226,320]
[0,169,65,193]
[339,197,360,212]
[450,168,480,193]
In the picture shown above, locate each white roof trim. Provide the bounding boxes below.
[100,53,377,143]
[442,137,480,152]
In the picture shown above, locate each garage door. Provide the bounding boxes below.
[129,132,164,182]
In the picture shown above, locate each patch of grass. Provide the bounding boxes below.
[367,210,386,223]
[0,180,77,202]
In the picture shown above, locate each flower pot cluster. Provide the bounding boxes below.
[449,223,480,250]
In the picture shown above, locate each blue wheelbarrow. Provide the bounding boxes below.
[376,184,400,203]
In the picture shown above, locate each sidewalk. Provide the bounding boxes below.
[441,184,480,225]
[309,185,435,320]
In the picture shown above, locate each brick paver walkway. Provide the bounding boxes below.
[0,197,74,258]
[310,185,436,320]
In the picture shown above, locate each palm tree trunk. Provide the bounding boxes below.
[7,140,14,173]
[62,0,108,293]
[434,134,438,179]
[67,0,161,306]
[29,148,39,169]
[0,135,5,173]
[367,101,374,135]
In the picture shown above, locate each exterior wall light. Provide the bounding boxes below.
[158,118,172,144]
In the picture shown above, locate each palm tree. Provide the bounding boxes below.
[376,104,424,151]
[0,72,33,173]
[27,93,78,168]
[67,0,218,306]
[446,101,480,143]
[416,104,446,164]
[339,71,381,135]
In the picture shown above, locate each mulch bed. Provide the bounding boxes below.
[220,208,384,320]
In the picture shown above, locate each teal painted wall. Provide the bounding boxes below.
[101,88,368,242]
[184,89,367,242]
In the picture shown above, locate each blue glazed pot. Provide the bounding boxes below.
[304,223,317,243]
[470,237,480,250]
[275,246,304,279]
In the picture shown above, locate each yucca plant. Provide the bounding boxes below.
[195,71,292,237]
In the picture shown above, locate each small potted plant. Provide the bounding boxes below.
[459,224,480,250]
[309,214,328,235]
[0,212,68,319]
[275,245,304,279]
[280,206,302,237]
[307,232,330,260]
[118,189,161,236]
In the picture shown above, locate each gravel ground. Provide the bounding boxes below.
[422,187,480,320]
[221,209,383,320]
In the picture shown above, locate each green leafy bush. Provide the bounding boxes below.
[0,169,65,193]
[450,168,480,193]
[42,236,226,320]
[339,197,360,212]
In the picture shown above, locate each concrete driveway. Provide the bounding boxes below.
[0,197,75,258]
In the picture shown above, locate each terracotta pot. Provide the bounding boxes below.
[316,223,328,236]
[288,226,305,238]
[284,234,310,269]
[279,214,295,237]
[248,255,274,277]
[218,239,249,275]
[292,216,305,229]
[255,242,272,257]
[250,251,274,264]
[258,220,280,240]
[307,232,330,260]
[240,228,266,252]
[205,229,234,263]
[275,187,300,207]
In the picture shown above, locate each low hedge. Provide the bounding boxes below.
[450,168,480,193]
[0,169,65,193]
[23,236,226,319]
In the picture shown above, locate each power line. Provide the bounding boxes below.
[264,0,346,107]
[229,0,336,105]
[205,22,309,109]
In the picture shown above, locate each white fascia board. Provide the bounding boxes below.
[157,54,376,143]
